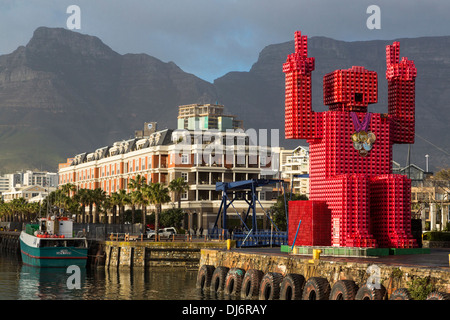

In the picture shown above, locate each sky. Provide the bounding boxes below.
[0,0,449,82]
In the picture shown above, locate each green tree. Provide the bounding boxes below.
[84,189,95,223]
[128,174,147,192]
[141,184,152,229]
[168,177,189,209]
[129,190,143,224]
[110,192,120,224]
[92,188,106,223]
[160,208,184,229]
[147,183,170,240]
[101,195,113,224]
[60,183,76,198]
[128,175,147,224]
[271,193,308,231]
[74,188,90,223]
[116,189,130,224]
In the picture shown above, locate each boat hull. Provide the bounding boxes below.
[20,232,88,268]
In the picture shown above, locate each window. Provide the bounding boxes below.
[181,191,188,200]
[260,156,266,166]
[181,154,189,164]
[181,172,188,182]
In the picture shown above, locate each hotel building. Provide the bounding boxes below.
[58,104,283,230]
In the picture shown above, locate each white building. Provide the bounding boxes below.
[2,185,55,203]
[280,146,310,196]
[23,171,58,188]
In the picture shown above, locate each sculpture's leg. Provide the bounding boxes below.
[370,174,418,248]
[327,174,377,248]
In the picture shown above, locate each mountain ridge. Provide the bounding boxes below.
[0,27,447,173]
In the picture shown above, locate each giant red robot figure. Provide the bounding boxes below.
[286,31,418,248]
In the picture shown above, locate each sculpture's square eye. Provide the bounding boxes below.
[355,93,363,102]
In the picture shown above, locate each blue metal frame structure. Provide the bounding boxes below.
[213,179,283,233]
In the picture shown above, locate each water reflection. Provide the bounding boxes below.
[1,253,247,301]
[16,265,202,300]
[19,265,87,300]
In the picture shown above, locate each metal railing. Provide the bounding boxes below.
[207,228,288,247]
[73,223,143,240]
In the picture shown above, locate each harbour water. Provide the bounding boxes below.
[0,252,205,300]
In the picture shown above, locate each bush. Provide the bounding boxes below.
[422,231,450,241]
[407,276,435,300]
[159,208,184,229]
[271,193,308,231]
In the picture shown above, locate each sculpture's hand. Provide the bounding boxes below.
[386,42,417,81]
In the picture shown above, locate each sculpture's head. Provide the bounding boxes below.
[324,66,378,112]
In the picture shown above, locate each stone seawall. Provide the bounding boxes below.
[102,240,233,269]
[0,231,20,253]
[200,248,450,295]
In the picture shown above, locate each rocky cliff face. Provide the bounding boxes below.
[0,27,447,172]
[0,27,217,172]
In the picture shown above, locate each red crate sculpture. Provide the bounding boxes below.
[285,31,417,248]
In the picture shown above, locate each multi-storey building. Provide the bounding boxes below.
[0,171,58,196]
[2,185,55,203]
[0,175,10,194]
[59,106,282,230]
[177,104,243,131]
[280,146,310,196]
[23,171,58,188]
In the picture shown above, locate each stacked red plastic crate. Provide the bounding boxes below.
[386,41,416,144]
[284,32,418,249]
[288,200,331,247]
[324,67,378,111]
[283,31,317,140]
[370,175,417,248]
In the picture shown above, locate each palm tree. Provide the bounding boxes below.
[147,183,170,241]
[26,202,41,222]
[110,192,120,224]
[101,195,113,224]
[76,188,91,223]
[168,177,189,209]
[0,200,6,222]
[129,190,142,224]
[141,183,153,230]
[127,174,147,224]
[10,198,28,222]
[92,188,106,223]
[116,189,129,224]
[128,174,147,192]
[60,183,76,198]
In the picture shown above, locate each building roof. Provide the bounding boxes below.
[70,129,173,166]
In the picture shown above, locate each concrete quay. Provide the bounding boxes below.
[100,239,232,269]
[199,246,450,298]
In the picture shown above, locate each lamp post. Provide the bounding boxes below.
[425,154,429,172]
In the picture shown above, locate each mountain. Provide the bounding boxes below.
[215,36,450,172]
[0,27,448,173]
[0,27,217,173]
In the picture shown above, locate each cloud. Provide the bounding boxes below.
[0,0,449,82]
